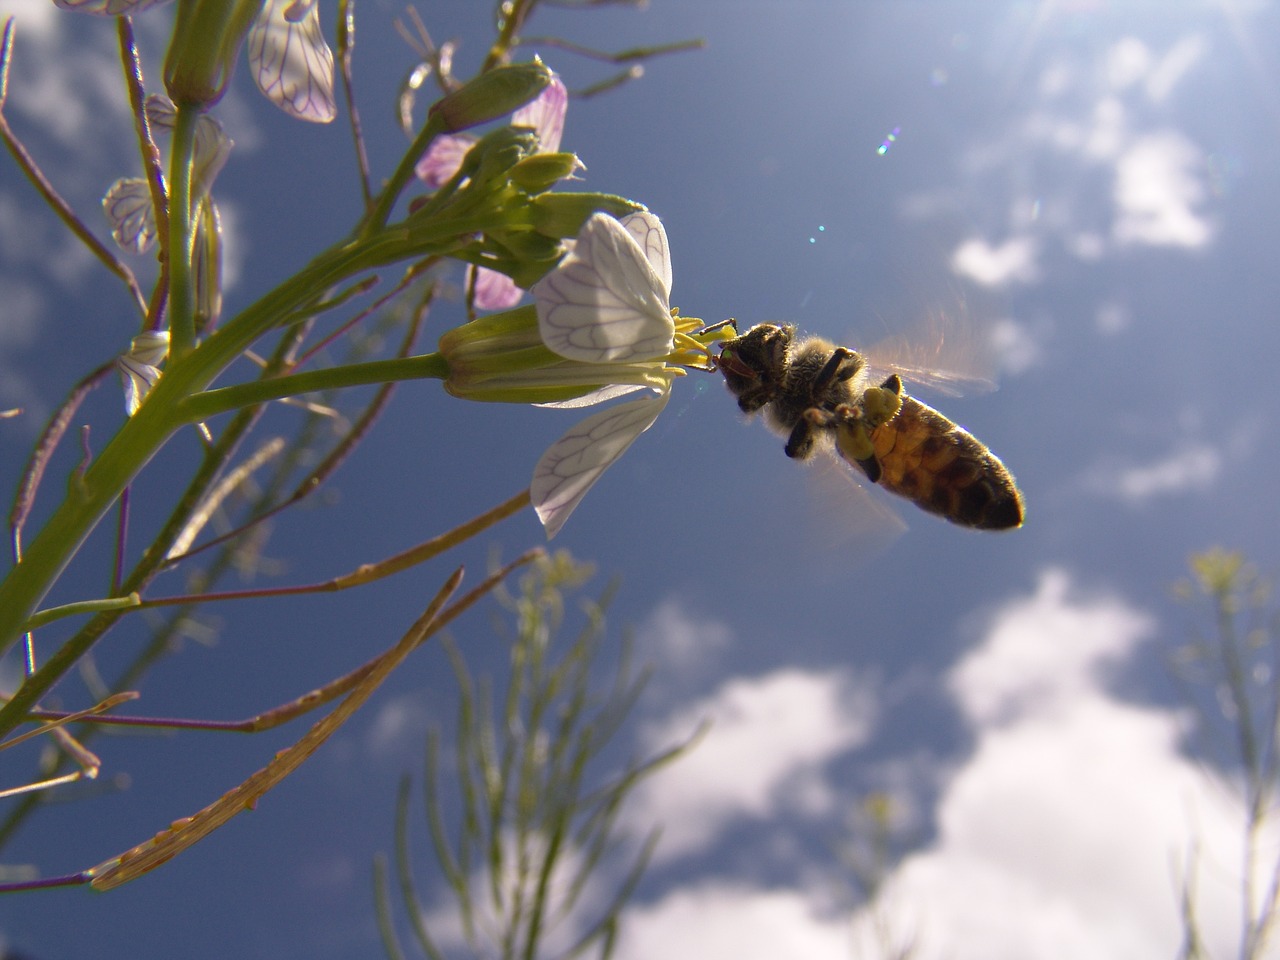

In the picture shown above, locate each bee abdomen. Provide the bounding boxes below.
[871,397,1024,530]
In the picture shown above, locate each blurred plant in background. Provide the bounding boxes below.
[1172,549,1280,960]
[377,551,695,960]
[0,0,705,893]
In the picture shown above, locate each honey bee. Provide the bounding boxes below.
[716,322,1024,530]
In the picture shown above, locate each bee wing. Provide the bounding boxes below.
[857,310,999,398]
[866,361,995,399]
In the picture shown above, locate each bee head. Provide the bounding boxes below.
[716,323,795,412]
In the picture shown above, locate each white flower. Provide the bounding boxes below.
[529,211,678,537]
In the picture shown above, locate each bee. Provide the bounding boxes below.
[716,322,1024,530]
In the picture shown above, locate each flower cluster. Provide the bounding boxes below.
[417,74,577,310]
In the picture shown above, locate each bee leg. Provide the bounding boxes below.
[831,411,884,483]
[784,418,818,460]
[853,455,882,483]
[697,318,738,335]
[812,347,863,395]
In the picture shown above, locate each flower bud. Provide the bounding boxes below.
[509,152,585,194]
[468,127,540,186]
[530,193,645,239]
[428,60,553,133]
[164,0,262,107]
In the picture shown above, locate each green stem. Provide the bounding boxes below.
[0,230,468,731]
[167,101,199,358]
[180,353,450,423]
[361,112,447,235]
[23,594,141,632]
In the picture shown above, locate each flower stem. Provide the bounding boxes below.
[167,101,199,358]
[0,230,464,709]
[179,353,450,423]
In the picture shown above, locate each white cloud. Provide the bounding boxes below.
[618,883,850,960]
[987,315,1045,377]
[1102,34,1204,103]
[0,276,45,415]
[362,691,429,756]
[847,571,1253,959]
[951,237,1040,288]
[1113,132,1214,248]
[949,570,1154,725]
[415,833,609,959]
[0,1,130,153]
[636,598,732,681]
[1145,35,1206,103]
[615,572,1264,960]
[632,667,876,864]
[1095,301,1131,335]
[1106,38,1153,92]
[1088,442,1223,505]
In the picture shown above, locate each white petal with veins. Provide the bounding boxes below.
[536,383,648,409]
[532,391,671,538]
[534,213,674,364]
[619,210,672,296]
[248,0,337,123]
[103,178,156,254]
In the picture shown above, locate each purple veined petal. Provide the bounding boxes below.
[248,0,337,123]
[128,330,170,367]
[511,74,567,153]
[619,211,672,298]
[415,133,475,187]
[53,0,172,15]
[103,178,157,254]
[533,213,674,364]
[536,384,647,409]
[117,355,161,416]
[532,390,671,539]
[472,267,523,311]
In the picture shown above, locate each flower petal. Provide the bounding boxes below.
[118,355,161,416]
[472,267,523,310]
[533,213,674,363]
[103,178,156,254]
[191,114,234,196]
[619,210,672,297]
[535,383,647,409]
[248,0,337,123]
[53,0,172,14]
[532,391,670,538]
[415,133,476,188]
[512,75,567,153]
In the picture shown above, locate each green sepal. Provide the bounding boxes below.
[428,60,553,133]
[532,193,646,239]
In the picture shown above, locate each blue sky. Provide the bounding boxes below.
[1,1,1279,958]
